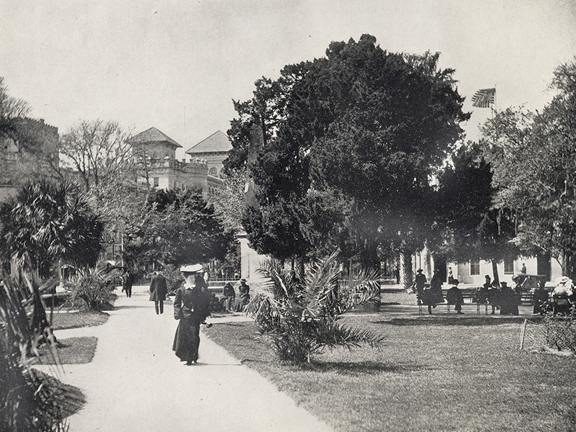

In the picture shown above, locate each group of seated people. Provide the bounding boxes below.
[219,278,251,312]
[415,269,464,315]
[415,272,556,316]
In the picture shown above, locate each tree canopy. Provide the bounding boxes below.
[126,187,234,268]
[226,35,469,271]
[477,58,576,276]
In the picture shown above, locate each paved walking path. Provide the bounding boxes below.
[46,286,333,432]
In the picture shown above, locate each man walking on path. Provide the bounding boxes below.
[49,285,333,432]
[149,271,168,314]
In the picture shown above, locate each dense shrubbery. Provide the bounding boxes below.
[64,261,119,311]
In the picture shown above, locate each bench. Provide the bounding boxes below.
[417,289,535,315]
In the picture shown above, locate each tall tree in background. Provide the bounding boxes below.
[434,144,519,284]
[58,119,147,266]
[59,119,135,192]
[126,187,234,268]
[0,77,30,139]
[227,35,469,280]
[481,59,576,277]
[0,78,60,184]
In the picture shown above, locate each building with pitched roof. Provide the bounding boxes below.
[185,130,232,178]
[128,127,223,195]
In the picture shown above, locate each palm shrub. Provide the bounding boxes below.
[0,265,70,431]
[65,261,119,311]
[246,252,384,364]
[0,179,103,280]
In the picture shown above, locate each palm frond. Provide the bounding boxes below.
[249,251,383,364]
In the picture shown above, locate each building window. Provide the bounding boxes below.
[504,258,514,274]
[209,167,218,176]
[153,177,159,187]
[470,260,480,276]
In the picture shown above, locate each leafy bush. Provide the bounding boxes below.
[65,261,119,311]
[246,252,384,364]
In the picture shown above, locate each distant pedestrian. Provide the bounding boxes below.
[448,267,455,285]
[122,269,133,298]
[149,271,168,314]
[521,263,527,274]
[173,264,211,365]
[446,280,464,314]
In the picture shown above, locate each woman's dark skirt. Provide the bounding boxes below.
[173,316,202,362]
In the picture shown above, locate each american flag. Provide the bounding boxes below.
[471,88,496,108]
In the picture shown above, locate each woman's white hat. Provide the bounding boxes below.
[180,264,203,273]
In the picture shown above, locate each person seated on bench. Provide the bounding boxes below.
[446,280,464,314]
[430,269,444,305]
[532,283,549,315]
[222,282,236,311]
[499,282,520,315]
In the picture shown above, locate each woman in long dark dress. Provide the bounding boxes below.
[173,265,211,365]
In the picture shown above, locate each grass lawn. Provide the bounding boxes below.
[33,336,98,365]
[49,311,109,330]
[206,315,576,432]
[30,310,108,365]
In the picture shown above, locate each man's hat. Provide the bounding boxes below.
[180,264,203,274]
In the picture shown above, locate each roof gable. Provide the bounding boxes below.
[186,130,231,155]
[128,127,182,148]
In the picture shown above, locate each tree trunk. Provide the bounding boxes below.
[402,249,413,290]
[491,260,500,287]
[297,256,305,281]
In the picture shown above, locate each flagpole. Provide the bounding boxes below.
[494,84,497,113]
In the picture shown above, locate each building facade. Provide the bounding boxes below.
[185,130,232,178]
[128,127,223,196]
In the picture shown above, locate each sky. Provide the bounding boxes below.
[1,0,575,157]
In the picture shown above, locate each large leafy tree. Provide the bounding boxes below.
[434,144,519,284]
[484,59,576,276]
[477,58,576,277]
[227,67,315,264]
[127,187,234,268]
[227,35,469,277]
[0,180,104,279]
